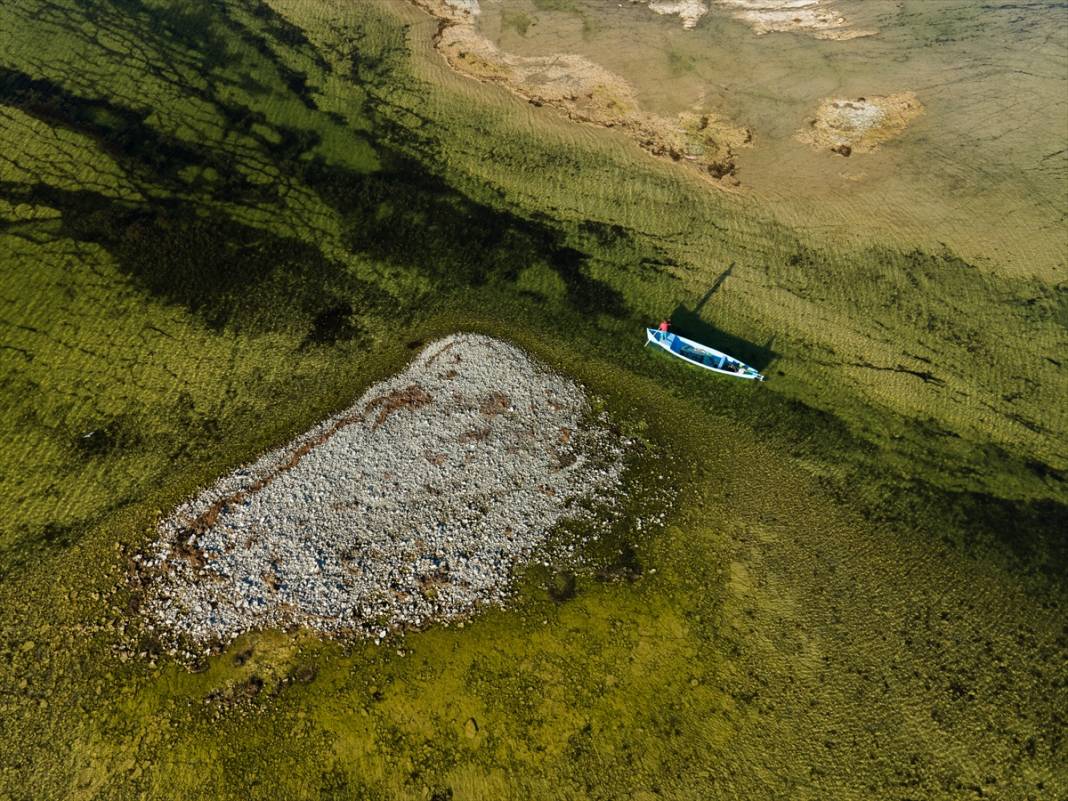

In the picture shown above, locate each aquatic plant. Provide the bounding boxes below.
[0,0,1063,799]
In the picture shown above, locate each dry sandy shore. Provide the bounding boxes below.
[136,335,625,655]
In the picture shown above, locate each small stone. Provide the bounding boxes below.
[133,335,629,657]
[464,717,479,738]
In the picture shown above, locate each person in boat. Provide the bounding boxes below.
[657,319,671,335]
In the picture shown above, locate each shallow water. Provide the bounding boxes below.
[0,0,1065,799]
[476,0,1068,276]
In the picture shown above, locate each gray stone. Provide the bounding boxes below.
[139,334,624,654]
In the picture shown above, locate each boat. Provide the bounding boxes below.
[646,328,765,381]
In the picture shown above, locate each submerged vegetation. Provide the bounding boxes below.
[0,0,1064,799]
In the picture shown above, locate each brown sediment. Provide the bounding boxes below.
[366,384,434,429]
[408,0,751,186]
[458,426,491,444]
[479,391,511,417]
[424,337,459,365]
[796,93,924,154]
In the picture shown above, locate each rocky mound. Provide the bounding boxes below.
[797,92,924,155]
[136,335,625,653]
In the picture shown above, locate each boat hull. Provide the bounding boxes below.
[646,329,765,381]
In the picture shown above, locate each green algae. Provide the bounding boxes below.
[0,0,1065,799]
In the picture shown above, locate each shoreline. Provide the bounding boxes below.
[409,0,752,187]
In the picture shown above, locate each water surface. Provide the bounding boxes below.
[476,0,1068,276]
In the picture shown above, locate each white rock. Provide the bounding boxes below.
[139,334,625,651]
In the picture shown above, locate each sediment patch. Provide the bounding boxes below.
[411,0,751,183]
[639,0,875,38]
[797,92,923,154]
[136,335,624,653]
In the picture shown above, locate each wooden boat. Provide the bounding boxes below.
[645,328,765,381]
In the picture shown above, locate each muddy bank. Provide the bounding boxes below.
[412,0,752,183]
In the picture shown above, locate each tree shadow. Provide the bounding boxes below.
[0,0,630,332]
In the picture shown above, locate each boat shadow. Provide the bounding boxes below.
[668,304,778,372]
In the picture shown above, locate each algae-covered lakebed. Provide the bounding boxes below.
[0,1,1065,799]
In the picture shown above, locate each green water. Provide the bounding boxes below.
[0,0,1064,799]
[479,0,1068,278]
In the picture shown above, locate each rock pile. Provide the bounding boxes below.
[136,335,625,653]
